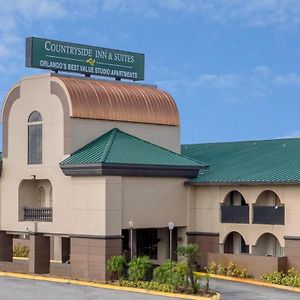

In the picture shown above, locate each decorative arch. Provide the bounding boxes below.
[18,179,53,221]
[223,190,247,206]
[223,231,249,254]
[253,233,283,256]
[255,190,282,206]
[2,84,20,158]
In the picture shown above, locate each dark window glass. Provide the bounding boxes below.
[122,229,130,252]
[28,111,42,164]
[137,229,158,260]
[28,111,42,122]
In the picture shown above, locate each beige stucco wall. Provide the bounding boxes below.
[120,177,187,230]
[189,184,300,251]
[70,118,180,154]
[0,74,185,238]
[0,75,116,236]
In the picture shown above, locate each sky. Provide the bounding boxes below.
[1,0,300,146]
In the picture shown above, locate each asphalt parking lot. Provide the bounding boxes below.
[0,276,182,300]
[209,278,300,299]
[1,275,300,300]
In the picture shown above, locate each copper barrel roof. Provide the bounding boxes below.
[53,75,179,126]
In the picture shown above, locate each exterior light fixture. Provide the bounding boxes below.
[168,221,175,231]
[129,220,134,229]
[275,206,278,209]
[129,220,134,260]
[31,175,36,180]
[168,221,175,285]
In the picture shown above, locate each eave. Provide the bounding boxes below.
[60,162,205,178]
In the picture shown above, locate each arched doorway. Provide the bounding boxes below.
[253,233,283,256]
[223,231,249,254]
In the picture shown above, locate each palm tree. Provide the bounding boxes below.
[177,243,198,286]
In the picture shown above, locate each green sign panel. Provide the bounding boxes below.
[26,37,145,81]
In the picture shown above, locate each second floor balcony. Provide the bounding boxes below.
[220,204,249,224]
[24,207,53,222]
[252,205,285,225]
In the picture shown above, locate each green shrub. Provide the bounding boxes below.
[239,268,249,278]
[204,272,210,294]
[262,268,300,287]
[107,255,127,281]
[173,261,188,287]
[206,261,249,278]
[191,282,200,294]
[206,262,217,274]
[128,256,151,281]
[13,244,29,258]
[153,260,188,288]
[216,264,227,275]
[226,262,239,277]
[120,280,174,293]
[261,271,284,285]
[153,260,173,284]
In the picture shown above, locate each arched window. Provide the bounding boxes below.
[28,111,42,164]
[37,186,46,208]
[49,187,53,208]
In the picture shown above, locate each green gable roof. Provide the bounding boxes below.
[61,128,205,177]
[182,138,300,184]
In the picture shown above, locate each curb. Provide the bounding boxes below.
[195,272,300,294]
[0,271,220,300]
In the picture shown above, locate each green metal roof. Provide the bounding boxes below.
[61,128,205,167]
[182,138,300,184]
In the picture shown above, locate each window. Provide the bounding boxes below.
[37,186,46,208]
[136,229,159,260]
[49,187,53,208]
[28,111,42,164]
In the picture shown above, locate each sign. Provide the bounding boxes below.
[25,37,145,81]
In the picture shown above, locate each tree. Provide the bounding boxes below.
[177,243,198,286]
[128,256,151,281]
[107,255,127,281]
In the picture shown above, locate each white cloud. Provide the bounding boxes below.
[0,0,70,77]
[94,0,300,27]
[155,66,300,103]
[195,74,240,89]
[101,0,158,18]
[0,0,68,21]
[273,73,300,86]
[0,45,10,59]
[190,0,300,27]
[253,65,272,77]
[280,130,300,138]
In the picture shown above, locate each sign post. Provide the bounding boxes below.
[26,37,145,81]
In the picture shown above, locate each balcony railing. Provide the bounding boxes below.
[252,205,285,225]
[220,204,249,224]
[24,207,52,222]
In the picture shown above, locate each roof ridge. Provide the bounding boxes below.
[100,128,118,163]
[182,137,300,147]
[113,128,207,166]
